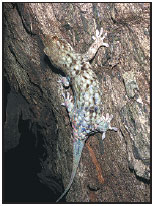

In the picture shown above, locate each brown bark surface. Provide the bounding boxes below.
[3,3,150,203]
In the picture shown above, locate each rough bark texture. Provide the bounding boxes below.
[3,3,150,203]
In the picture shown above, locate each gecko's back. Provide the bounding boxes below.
[44,34,103,128]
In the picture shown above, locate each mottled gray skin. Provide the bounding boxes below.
[43,28,117,202]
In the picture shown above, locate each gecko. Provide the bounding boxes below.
[43,27,118,202]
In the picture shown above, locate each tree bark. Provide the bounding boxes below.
[3,3,150,203]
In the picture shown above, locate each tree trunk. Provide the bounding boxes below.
[3,3,150,203]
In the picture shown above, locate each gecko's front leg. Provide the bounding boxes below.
[83,28,109,62]
[58,76,74,115]
[62,91,74,119]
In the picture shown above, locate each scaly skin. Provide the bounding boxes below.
[43,28,118,202]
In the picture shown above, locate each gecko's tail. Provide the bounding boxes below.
[56,139,85,202]
[56,175,74,202]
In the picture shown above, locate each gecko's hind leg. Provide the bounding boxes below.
[96,113,118,140]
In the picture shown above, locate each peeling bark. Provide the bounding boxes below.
[3,3,150,203]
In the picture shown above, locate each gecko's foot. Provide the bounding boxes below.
[60,91,66,106]
[96,113,118,140]
[102,113,118,131]
[92,27,109,48]
[62,91,74,113]
[106,113,118,131]
[58,76,70,88]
